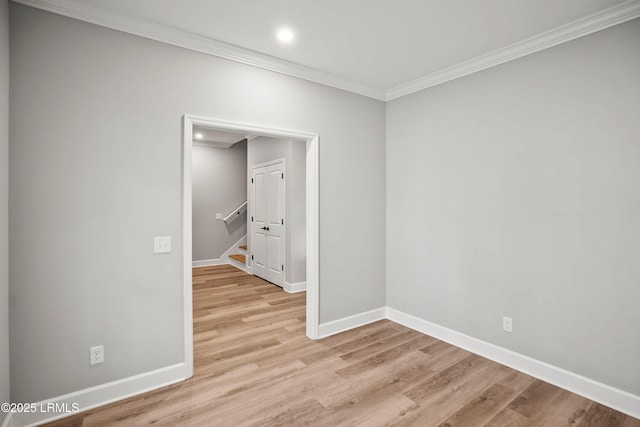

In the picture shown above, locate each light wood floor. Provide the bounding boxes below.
[44,265,639,426]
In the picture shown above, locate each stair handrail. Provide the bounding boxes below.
[223,201,247,223]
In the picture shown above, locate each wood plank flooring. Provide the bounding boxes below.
[43,265,639,426]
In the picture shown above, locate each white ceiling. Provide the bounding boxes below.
[15,0,640,100]
[192,126,248,149]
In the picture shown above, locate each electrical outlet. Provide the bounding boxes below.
[90,345,104,365]
[154,236,172,254]
[503,316,513,332]
[216,213,222,220]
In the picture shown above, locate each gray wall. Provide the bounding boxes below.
[9,3,385,403]
[0,0,9,411]
[192,140,247,261]
[288,141,306,285]
[386,18,640,396]
[248,137,306,284]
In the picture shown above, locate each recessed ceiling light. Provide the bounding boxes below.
[195,132,203,140]
[277,27,295,44]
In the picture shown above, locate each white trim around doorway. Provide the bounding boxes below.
[182,115,320,378]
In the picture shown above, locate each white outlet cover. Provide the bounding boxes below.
[216,213,222,220]
[90,345,104,365]
[154,236,172,254]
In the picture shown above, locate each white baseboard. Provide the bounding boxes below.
[192,235,247,268]
[284,281,306,293]
[228,258,248,273]
[192,258,224,268]
[10,363,187,427]
[318,307,386,339]
[221,235,247,262]
[1,413,12,427]
[385,307,640,420]
[7,307,636,425]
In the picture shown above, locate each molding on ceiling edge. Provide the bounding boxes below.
[10,0,640,103]
[385,0,640,101]
[10,0,387,101]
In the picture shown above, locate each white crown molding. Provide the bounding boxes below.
[10,0,386,100]
[385,0,640,100]
[10,0,640,100]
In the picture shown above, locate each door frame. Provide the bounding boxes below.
[181,115,320,378]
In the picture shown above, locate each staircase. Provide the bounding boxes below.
[228,245,248,270]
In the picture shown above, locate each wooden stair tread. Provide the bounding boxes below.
[239,245,247,250]
[229,254,246,264]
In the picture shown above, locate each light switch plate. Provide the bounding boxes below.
[503,316,513,332]
[154,236,172,254]
[216,213,222,220]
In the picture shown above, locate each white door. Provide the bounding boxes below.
[251,161,285,286]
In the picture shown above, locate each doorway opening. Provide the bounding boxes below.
[181,115,320,378]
